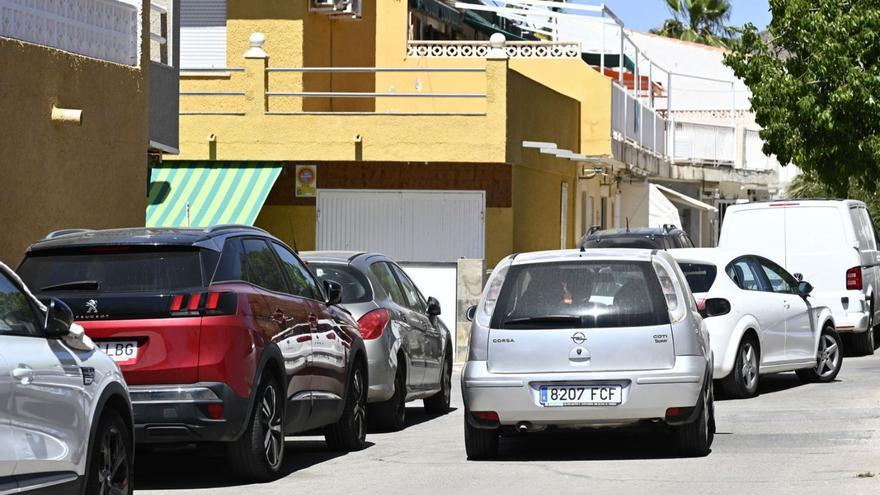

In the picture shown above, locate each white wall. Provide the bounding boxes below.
[400,263,458,350]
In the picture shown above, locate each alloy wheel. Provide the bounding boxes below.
[96,423,130,495]
[352,368,367,441]
[260,384,284,469]
[815,333,841,379]
[740,342,758,390]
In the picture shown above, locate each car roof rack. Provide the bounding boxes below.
[203,224,269,235]
[45,229,93,240]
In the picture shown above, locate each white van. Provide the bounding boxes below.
[719,199,880,355]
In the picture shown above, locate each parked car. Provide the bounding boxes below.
[0,261,133,494]
[580,225,695,250]
[461,249,714,460]
[673,249,842,398]
[17,226,368,481]
[719,199,880,355]
[301,252,453,431]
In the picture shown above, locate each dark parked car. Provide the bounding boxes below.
[18,226,368,481]
[302,252,453,431]
[580,225,695,250]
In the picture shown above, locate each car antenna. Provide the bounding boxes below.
[625,217,630,232]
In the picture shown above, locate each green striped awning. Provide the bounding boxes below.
[146,164,282,228]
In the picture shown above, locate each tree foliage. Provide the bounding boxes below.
[788,170,880,221]
[652,0,734,47]
[725,0,880,197]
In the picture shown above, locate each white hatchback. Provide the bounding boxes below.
[673,249,842,398]
[0,263,133,494]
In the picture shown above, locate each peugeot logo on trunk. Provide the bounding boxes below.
[571,332,587,345]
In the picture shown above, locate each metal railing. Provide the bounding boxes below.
[611,83,666,157]
[0,0,139,65]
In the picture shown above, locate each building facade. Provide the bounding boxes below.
[0,0,180,264]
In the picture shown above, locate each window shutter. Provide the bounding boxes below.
[180,0,227,69]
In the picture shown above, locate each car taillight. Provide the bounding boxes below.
[846,267,863,290]
[358,308,390,340]
[169,291,237,316]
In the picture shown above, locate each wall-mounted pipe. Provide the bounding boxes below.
[51,106,83,125]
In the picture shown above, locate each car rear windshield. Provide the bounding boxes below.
[583,236,663,249]
[308,263,372,304]
[678,262,717,293]
[18,247,207,293]
[491,260,670,329]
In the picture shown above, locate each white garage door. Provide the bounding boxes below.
[316,190,485,263]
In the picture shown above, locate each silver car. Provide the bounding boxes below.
[302,252,454,431]
[461,249,714,459]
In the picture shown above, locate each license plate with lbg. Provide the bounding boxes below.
[540,385,622,407]
[97,341,139,363]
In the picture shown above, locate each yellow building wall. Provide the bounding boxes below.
[0,4,151,265]
[255,205,317,252]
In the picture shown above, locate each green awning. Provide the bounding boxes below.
[147,164,281,228]
[463,11,530,41]
[582,52,636,73]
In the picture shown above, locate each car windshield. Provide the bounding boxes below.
[491,260,670,329]
[18,248,206,293]
[308,263,372,304]
[583,237,663,249]
[678,262,717,293]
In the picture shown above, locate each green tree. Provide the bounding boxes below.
[788,171,880,222]
[652,0,734,47]
[725,0,880,197]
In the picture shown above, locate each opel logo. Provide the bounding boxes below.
[572,332,587,345]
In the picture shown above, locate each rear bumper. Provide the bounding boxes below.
[365,339,396,403]
[834,311,870,333]
[129,382,250,444]
[461,357,707,428]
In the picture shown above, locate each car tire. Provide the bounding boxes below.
[675,388,713,457]
[796,326,843,383]
[228,375,285,481]
[84,408,133,495]
[424,352,453,414]
[370,362,406,432]
[464,417,499,460]
[325,364,368,452]
[721,336,760,399]
[851,325,875,356]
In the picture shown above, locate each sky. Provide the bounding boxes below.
[571,0,772,32]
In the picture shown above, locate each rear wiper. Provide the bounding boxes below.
[503,315,581,326]
[40,280,100,292]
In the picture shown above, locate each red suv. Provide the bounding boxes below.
[18,226,368,480]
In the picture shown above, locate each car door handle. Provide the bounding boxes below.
[783,302,791,309]
[12,366,34,384]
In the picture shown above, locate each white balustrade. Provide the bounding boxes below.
[407,40,580,58]
[0,0,139,65]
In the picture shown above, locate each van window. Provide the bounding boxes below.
[491,261,670,329]
[849,207,877,251]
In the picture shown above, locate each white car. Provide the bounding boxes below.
[673,249,842,398]
[0,262,133,494]
[719,199,880,355]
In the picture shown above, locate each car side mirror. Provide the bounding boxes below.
[465,305,477,322]
[43,298,74,339]
[793,273,804,282]
[427,297,441,316]
[798,281,814,298]
[698,298,731,318]
[323,280,343,306]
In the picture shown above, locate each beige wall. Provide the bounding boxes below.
[0,5,151,265]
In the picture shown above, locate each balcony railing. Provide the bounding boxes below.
[407,40,580,58]
[672,121,736,166]
[611,83,666,157]
[0,0,139,65]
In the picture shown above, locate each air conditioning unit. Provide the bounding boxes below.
[309,0,362,18]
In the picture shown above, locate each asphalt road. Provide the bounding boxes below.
[136,353,880,495]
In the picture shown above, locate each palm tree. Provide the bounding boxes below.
[653,0,734,48]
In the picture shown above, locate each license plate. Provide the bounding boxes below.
[540,385,622,407]
[96,341,139,364]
